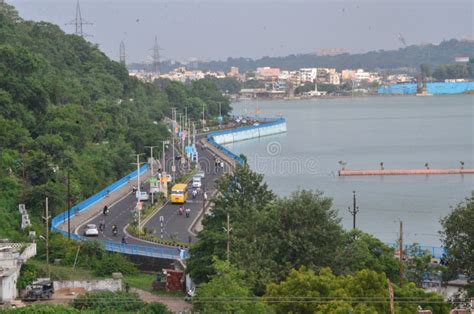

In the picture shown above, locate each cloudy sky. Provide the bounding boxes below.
[8,0,473,63]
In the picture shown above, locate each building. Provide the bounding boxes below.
[0,243,36,303]
[227,67,240,78]
[299,68,318,83]
[256,67,280,80]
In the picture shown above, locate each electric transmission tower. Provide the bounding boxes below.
[150,36,164,76]
[66,0,92,37]
[119,41,126,65]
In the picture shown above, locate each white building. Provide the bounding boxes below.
[299,68,318,83]
[0,243,36,303]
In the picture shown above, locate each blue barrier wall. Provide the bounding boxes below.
[378,81,474,95]
[207,116,287,165]
[51,164,189,260]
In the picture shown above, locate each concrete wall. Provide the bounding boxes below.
[212,121,287,145]
[0,269,19,302]
[53,279,122,292]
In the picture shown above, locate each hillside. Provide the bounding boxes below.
[129,39,474,73]
[0,3,229,240]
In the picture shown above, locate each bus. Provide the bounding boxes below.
[170,183,188,204]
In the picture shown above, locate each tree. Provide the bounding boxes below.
[440,193,474,290]
[193,259,268,313]
[187,164,276,284]
[332,230,399,282]
[265,267,449,314]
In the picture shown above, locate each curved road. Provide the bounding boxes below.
[72,137,229,249]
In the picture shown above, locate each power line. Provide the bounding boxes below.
[66,0,92,38]
[119,41,126,65]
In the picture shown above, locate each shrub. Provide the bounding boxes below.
[93,253,138,277]
[73,291,144,312]
[139,302,172,314]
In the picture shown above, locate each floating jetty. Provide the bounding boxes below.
[339,169,474,176]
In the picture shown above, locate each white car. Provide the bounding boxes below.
[83,224,99,237]
[192,176,202,188]
[195,170,205,179]
[137,191,149,201]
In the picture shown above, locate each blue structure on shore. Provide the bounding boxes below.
[378,82,474,95]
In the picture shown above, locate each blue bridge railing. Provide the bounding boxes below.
[51,164,189,260]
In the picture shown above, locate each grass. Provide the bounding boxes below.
[28,259,96,281]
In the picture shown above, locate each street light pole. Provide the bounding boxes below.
[67,168,71,239]
[145,146,158,176]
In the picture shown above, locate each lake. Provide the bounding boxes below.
[226,95,474,246]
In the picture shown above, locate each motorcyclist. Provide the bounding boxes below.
[178,206,184,215]
[121,236,127,244]
[112,224,118,236]
[192,189,197,199]
[103,205,109,216]
[99,218,105,232]
[185,208,191,218]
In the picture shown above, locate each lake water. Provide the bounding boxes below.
[226,95,474,246]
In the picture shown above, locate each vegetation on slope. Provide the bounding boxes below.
[0,2,229,240]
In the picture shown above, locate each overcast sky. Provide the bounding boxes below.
[8,0,473,63]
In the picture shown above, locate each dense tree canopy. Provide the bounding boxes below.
[265,267,449,314]
[0,3,227,240]
[440,193,474,289]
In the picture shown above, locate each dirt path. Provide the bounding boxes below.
[131,288,192,313]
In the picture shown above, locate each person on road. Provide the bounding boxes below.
[99,218,105,232]
[185,208,191,218]
[121,236,127,244]
[112,224,118,236]
[178,206,184,215]
[204,191,208,202]
[192,189,197,199]
[103,205,109,216]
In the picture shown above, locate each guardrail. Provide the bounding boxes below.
[51,164,189,260]
[207,116,287,165]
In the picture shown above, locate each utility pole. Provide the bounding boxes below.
[348,190,359,230]
[119,41,126,65]
[223,212,232,262]
[67,169,71,239]
[43,197,51,275]
[399,221,404,287]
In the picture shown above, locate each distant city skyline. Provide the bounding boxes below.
[8,0,473,64]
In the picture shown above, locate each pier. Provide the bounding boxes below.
[339,168,474,176]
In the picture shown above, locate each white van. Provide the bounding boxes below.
[192,176,202,188]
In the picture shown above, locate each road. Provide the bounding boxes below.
[74,136,230,248]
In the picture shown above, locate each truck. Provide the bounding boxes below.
[22,278,54,300]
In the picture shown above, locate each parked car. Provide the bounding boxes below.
[83,224,99,237]
[192,176,202,188]
[23,279,54,301]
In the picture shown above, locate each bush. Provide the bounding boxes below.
[73,291,144,312]
[3,305,81,313]
[139,302,172,314]
[93,253,138,277]
[17,262,38,290]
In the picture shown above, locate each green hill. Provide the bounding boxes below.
[187,39,474,73]
[0,3,229,240]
